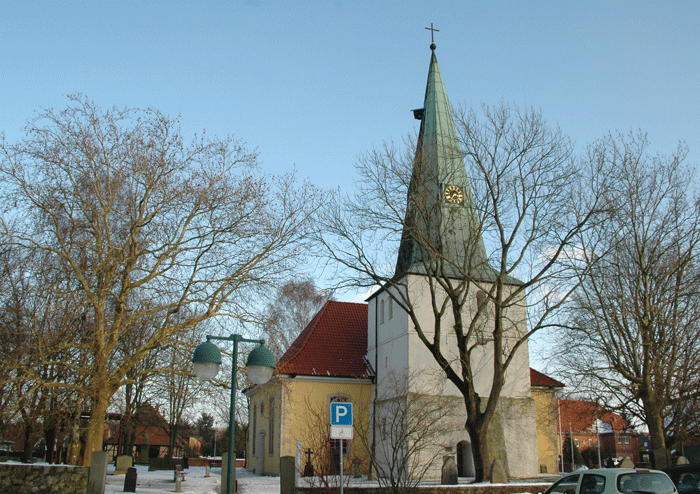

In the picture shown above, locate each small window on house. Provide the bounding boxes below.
[625,436,630,445]
[575,439,579,447]
[476,291,486,312]
[589,439,593,447]
[618,436,622,445]
[476,290,491,320]
[380,299,385,324]
[388,298,393,320]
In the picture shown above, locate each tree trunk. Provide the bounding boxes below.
[83,393,110,466]
[45,424,56,464]
[466,421,488,482]
[644,400,667,451]
[67,409,83,465]
[168,422,178,458]
[22,422,33,463]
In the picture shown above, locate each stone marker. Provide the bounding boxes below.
[86,450,108,494]
[115,455,133,475]
[653,448,672,470]
[619,457,635,468]
[490,458,508,484]
[352,457,362,478]
[280,456,295,494]
[677,456,690,465]
[205,462,211,477]
[174,469,183,493]
[124,467,137,493]
[441,456,458,485]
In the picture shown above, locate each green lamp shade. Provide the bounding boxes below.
[192,340,222,381]
[245,345,275,385]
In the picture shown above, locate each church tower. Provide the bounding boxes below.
[367,41,537,479]
[395,41,490,281]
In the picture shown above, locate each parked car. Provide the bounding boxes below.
[664,464,700,494]
[542,468,676,494]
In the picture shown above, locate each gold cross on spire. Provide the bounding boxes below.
[425,23,439,43]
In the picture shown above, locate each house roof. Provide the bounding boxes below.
[276,300,374,379]
[530,368,565,388]
[104,403,187,448]
[558,399,630,434]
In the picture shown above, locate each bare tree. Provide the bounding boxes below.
[262,278,333,359]
[0,246,85,463]
[157,327,207,458]
[318,103,604,481]
[355,372,459,494]
[295,395,354,492]
[0,96,320,464]
[556,132,700,453]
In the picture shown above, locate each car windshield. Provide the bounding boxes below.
[546,474,580,494]
[618,472,676,494]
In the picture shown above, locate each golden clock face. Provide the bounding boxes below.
[444,184,464,204]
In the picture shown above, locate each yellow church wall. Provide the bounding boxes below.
[532,387,560,474]
[246,379,283,475]
[246,376,373,476]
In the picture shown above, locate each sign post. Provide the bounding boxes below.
[330,403,353,494]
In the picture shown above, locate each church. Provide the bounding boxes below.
[245,40,563,482]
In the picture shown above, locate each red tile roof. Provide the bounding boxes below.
[276,301,374,378]
[530,368,565,388]
[558,399,629,433]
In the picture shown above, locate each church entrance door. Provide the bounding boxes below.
[255,431,265,473]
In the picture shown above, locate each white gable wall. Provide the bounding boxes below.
[367,274,538,478]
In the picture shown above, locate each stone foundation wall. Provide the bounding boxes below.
[0,463,88,494]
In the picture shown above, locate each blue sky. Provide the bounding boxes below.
[2,1,698,369]
[2,1,699,303]
[3,1,698,189]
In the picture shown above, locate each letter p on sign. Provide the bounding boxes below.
[330,402,353,426]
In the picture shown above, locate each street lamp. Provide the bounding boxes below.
[192,335,275,494]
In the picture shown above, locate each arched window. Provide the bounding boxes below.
[476,290,487,314]
[269,398,274,455]
[380,299,385,324]
[388,298,393,320]
[252,405,257,455]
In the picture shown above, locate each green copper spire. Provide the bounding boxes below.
[395,44,492,280]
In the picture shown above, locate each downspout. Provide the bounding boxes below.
[371,296,379,479]
[557,398,562,473]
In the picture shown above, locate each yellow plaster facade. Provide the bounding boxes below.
[532,385,561,474]
[246,375,373,476]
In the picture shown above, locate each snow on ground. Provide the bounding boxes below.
[104,465,281,494]
[5,461,554,494]
[101,465,556,494]
[101,465,555,494]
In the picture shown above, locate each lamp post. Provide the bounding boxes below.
[192,335,275,494]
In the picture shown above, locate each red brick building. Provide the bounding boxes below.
[104,403,188,462]
[558,399,640,467]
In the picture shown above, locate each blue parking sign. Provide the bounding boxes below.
[330,402,353,426]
